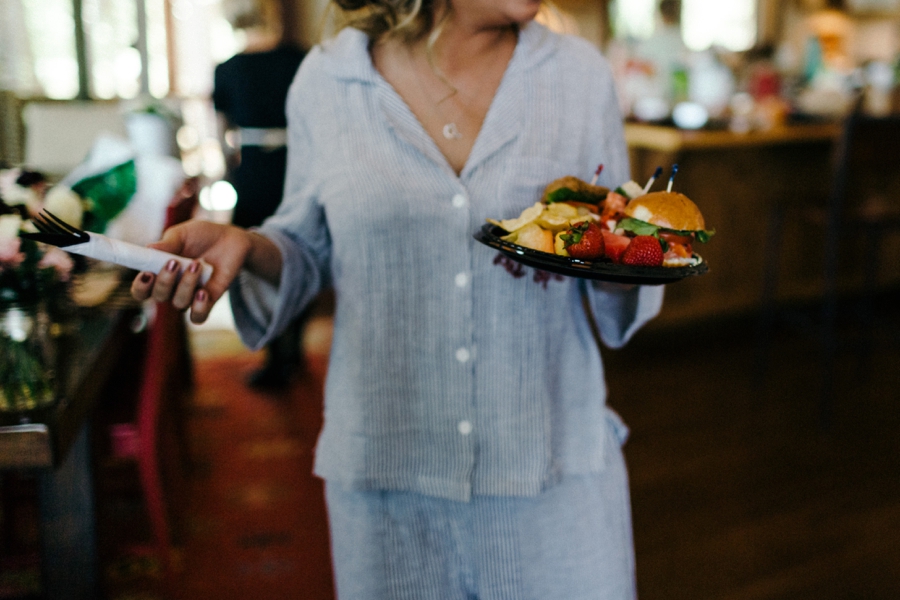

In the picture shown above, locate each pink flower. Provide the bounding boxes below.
[0,236,24,268]
[38,247,74,281]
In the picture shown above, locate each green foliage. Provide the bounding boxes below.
[0,237,62,306]
[0,317,54,411]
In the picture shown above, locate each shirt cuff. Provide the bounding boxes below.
[587,282,664,349]
[229,227,323,350]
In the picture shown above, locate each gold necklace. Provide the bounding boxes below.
[407,48,464,141]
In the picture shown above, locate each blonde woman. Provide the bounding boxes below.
[134,0,664,597]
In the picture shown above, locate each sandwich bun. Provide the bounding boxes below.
[542,175,609,205]
[623,191,706,232]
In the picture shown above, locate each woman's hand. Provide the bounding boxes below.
[131,220,275,324]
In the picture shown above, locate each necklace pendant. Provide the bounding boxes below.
[442,122,462,140]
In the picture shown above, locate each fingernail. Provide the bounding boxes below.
[140,272,152,283]
[188,261,200,273]
[166,259,178,272]
[195,290,207,303]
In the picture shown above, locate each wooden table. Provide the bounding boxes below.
[625,121,847,327]
[0,277,141,600]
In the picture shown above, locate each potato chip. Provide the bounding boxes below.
[514,223,554,253]
[569,214,593,226]
[536,211,573,232]
[490,202,544,232]
[545,202,579,218]
[554,232,569,256]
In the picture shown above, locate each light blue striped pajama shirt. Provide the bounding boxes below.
[231,21,664,599]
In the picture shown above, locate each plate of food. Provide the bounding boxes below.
[475,165,714,285]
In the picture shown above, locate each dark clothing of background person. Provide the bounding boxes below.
[213,44,305,228]
[213,44,307,388]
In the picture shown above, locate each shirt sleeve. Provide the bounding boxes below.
[577,40,665,348]
[229,55,331,350]
[582,281,664,349]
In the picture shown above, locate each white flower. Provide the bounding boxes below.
[43,186,85,229]
[0,214,23,242]
[0,168,21,199]
[0,168,41,212]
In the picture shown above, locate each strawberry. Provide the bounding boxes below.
[600,230,631,263]
[560,221,605,260]
[621,235,664,267]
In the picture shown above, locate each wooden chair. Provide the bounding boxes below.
[102,177,199,586]
[757,105,900,425]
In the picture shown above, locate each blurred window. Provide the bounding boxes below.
[17,0,186,99]
[21,0,80,99]
[170,0,239,98]
[612,0,757,52]
[146,0,170,97]
[682,0,757,52]
[82,0,141,98]
[612,0,658,41]
[13,0,249,181]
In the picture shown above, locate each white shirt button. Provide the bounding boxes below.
[457,420,473,435]
[454,272,469,288]
[455,347,470,363]
[452,193,468,208]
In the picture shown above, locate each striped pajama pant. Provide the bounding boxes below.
[324,421,636,600]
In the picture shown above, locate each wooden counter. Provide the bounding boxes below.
[625,122,842,153]
[625,122,850,327]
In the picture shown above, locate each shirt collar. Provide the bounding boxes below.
[321,21,560,176]
[321,21,558,83]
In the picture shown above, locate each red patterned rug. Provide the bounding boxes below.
[102,351,336,600]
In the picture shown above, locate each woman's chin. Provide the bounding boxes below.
[463,0,542,29]
[512,1,542,24]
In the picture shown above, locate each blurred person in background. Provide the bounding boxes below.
[633,0,689,104]
[213,0,307,389]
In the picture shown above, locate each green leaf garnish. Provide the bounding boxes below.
[617,218,660,237]
[695,229,715,243]
[617,217,715,243]
[545,188,604,205]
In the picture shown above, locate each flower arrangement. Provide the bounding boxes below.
[0,169,79,306]
[0,162,138,411]
[0,168,78,412]
[0,168,87,229]
[0,213,74,306]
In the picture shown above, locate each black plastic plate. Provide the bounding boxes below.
[474,224,709,285]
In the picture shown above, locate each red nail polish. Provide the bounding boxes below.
[140,272,152,283]
[166,259,178,272]
[188,261,199,273]
[195,290,207,303]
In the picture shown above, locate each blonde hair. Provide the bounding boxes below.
[327,0,544,95]
[330,0,447,44]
